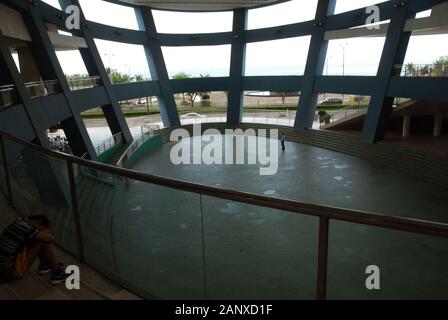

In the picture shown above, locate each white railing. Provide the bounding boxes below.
[318,105,366,128]
[95,132,123,156]
[25,80,60,98]
[67,76,102,91]
[0,85,16,108]
[117,125,160,167]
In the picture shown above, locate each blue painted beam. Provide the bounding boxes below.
[87,22,148,45]
[113,81,161,101]
[295,0,336,129]
[245,21,315,43]
[60,0,134,145]
[70,87,110,112]
[388,77,448,101]
[159,32,233,47]
[136,7,181,128]
[243,76,302,92]
[227,8,247,124]
[314,76,376,96]
[24,2,98,158]
[326,1,395,31]
[0,105,36,142]
[0,29,49,145]
[29,93,72,128]
[362,2,415,143]
[171,77,230,94]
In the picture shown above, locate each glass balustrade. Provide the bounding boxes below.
[0,129,447,300]
[327,220,448,299]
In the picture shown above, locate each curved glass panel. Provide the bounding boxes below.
[324,37,386,76]
[163,45,231,78]
[41,0,61,9]
[402,34,448,77]
[152,10,233,34]
[94,39,151,81]
[79,0,140,30]
[334,0,388,15]
[327,221,448,299]
[247,0,318,30]
[245,36,311,76]
[56,50,89,77]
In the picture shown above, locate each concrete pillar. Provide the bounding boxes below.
[17,46,41,82]
[433,113,443,137]
[402,114,411,138]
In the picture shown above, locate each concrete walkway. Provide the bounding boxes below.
[0,193,141,300]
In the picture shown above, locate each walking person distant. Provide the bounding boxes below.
[281,133,286,152]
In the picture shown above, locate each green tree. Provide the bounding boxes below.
[199,74,211,106]
[172,72,191,105]
[405,63,416,77]
[133,74,151,111]
[134,74,147,82]
[419,65,430,77]
[433,56,448,77]
[111,71,134,84]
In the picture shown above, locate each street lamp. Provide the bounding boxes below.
[104,53,115,71]
[340,42,349,76]
[340,42,349,102]
[324,55,333,100]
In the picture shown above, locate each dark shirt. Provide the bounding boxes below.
[0,218,38,278]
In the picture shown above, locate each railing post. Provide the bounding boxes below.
[0,135,13,205]
[67,160,85,262]
[316,217,329,300]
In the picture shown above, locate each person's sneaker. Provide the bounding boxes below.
[49,264,68,285]
[38,262,64,276]
[37,264,52,275]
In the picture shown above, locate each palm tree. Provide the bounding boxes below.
[405,63,416,77]
[111,71,134,84]
[433,56,448,77]
[419,65,430,77]
[199,74,211,106]
[172,72,191,105]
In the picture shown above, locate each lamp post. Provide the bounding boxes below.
[104,53,115,70]
[340,42,349,102]
[324,56,332,100]
[341,42,348,76]
[104,53,115,83]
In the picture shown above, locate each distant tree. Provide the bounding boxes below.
[171,72,211,108]
[405,63,416,77]
[419,65,430,77]
[134,74,147,82]
[433,56,448,77]
[172,72,191,105]
[111,71,134,84]
[199,74,211,106]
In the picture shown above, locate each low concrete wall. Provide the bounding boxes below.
[124,135,163,169]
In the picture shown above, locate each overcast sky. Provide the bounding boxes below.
[42,0,448,78]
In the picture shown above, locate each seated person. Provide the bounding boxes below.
[0,215,68,285]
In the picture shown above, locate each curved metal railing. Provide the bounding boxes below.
[0,126,447,299]
[117,125,160,167]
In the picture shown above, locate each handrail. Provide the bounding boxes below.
[2,125,448,300]
[94,132,123,156]
[67,75,102,91]
[117,125,160,167]
[1,127,447,239]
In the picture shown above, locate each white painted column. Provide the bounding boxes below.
[402,114,411,138]
[433,113,443,137]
